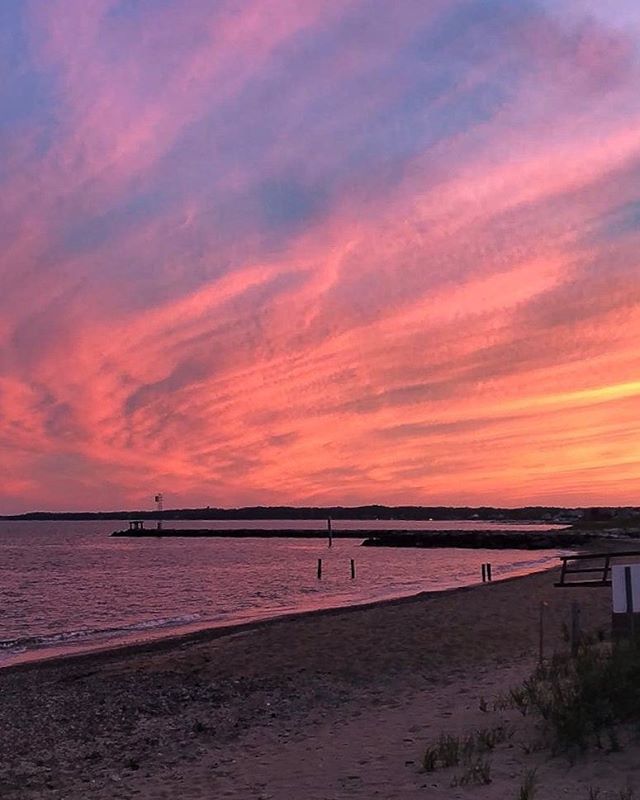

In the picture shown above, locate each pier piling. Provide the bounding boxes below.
[350,558,356,579]
[317,558,322,579]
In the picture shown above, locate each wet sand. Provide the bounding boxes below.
[0,569,631,799]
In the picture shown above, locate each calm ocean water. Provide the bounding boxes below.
[0,519,566,667]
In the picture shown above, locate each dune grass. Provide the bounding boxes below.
[507,636,640,755]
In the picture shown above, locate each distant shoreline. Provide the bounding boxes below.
[0,503,621,523]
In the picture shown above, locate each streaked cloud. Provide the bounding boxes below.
[1,0,640,510]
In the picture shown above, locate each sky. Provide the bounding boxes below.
[1,0,640,512]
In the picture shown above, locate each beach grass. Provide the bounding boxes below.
[506,637,640,755]
[517,768,538,799]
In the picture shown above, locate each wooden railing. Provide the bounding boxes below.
[556,551,640,588]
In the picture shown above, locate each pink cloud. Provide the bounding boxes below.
[2,1,640,511]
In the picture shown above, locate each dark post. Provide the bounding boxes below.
[317,558,322,579]
[481,564,487,583]
[603,554,611,584]
[558,557,567,587]
[327,517,333,548]
[571,601,581,656]
[625,566,635,637]
[155,492,163,531]
[350,558,356,579]
[539,601,545,664]
[487,563,492,582]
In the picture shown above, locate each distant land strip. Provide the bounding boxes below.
[3,504,639,522]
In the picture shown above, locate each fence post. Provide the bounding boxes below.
[625,566,635,638]
[539,601,545,664]
[571,601,581,656]
[558,557,567,587]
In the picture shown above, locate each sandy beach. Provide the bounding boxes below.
[1,569,635,799]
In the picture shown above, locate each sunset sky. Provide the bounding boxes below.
[2,0,640,512]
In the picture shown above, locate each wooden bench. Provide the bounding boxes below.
[555,551,640,588]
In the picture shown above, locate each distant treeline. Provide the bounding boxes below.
[2,505,640,521]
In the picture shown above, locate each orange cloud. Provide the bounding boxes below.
[1,0,640,511]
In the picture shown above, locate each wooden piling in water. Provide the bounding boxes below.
[327,517,332,548]
[481,563,487,583]
[487,563,492,582]
[317,558,322,579]
[350,558,356,579]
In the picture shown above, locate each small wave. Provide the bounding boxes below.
[0,613,202,653]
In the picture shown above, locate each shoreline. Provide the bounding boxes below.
[1,565,558,676]
[0,566,616,799]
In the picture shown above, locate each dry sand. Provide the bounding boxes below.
[1,569,636,799]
